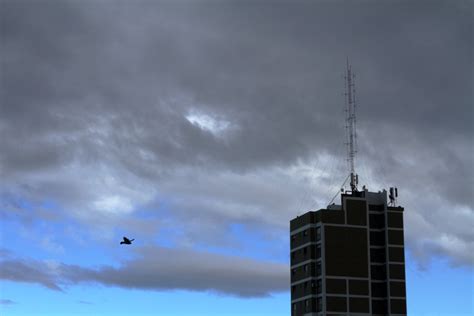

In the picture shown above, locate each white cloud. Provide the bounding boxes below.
[185,109,233,136]
[93,195,133,214]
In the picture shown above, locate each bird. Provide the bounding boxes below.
[120,237,134,245]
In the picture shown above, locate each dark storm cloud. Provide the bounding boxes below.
[0,0,472,272]
[0,1,349,175]
[1,1,471,172]
[0,247,288,297]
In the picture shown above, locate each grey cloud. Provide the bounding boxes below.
[66,246,289,297]
[0,247,289,298]
[2,1,470,174]
[0,258,62,291]
[0,0,472,268]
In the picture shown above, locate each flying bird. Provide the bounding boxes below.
[120,237,134,245]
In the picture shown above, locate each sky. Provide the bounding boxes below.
[0,0,473,315]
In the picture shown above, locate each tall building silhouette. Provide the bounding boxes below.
[290,189,407,315]
[290,62,407,315]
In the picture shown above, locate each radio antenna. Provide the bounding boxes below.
[344,58,358,192]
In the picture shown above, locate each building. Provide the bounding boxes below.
[290,188,407,315]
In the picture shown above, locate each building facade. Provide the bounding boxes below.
[290,189,407,315]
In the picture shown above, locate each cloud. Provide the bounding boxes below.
[0,247,288,298]
[0,0,472,274]
[0,299,16,305]
[40,236,65,254]
[185,108,234,137]
[0,257,63,291]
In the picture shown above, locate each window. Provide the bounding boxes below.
[369,213,385,229]
[316,262,321,276]
[304,264,309,275]
[316,244,321,258]
[292,285,295,293]
[292,268,296,276]
[316,227,321,241]
[370,231,386,246]
[317,279,322,293]
[370,248,386,263]
[371,265,387,280]
[317,298,322,311]
[303,229,308,236]
[303,247,307,256]
[305,299,309,311]
[311,281,317,295]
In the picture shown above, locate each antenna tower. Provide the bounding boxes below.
[345,59,358,192]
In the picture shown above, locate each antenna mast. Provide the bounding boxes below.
[345,59,358,192]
